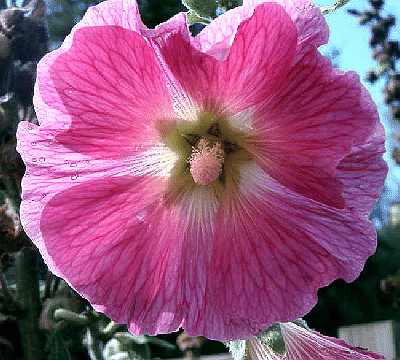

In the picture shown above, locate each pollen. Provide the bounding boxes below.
[188,139,225,186]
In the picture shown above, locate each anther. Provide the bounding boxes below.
[188,139,225,185]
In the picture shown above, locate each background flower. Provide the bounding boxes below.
[17,0,387,341]
[228,321,385,359]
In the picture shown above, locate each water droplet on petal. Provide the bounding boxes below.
[32,158,37,162]
[31,141,37,146]
[70,162,77,167]
[71,174,78,180]
[133,145,144,152]
[39,157,45,162]
[136,210,147,221]
[65,160,69,164]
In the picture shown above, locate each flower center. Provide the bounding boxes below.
[188,139,225,185]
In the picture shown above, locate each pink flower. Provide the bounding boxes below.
[230,322,385,359]
[17,0,386,341]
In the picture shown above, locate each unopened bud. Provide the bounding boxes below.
[0,198,27,252]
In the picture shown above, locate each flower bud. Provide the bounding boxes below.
[0,198,28,252]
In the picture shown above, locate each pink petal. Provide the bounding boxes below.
[29,150,222,335]
[196,0,328,61]
[16,121,177,276]
[244,0,329,52]
[59,0,189,44]
[246,322,385,359]
[199,162,378,340]
[39,175,184,334]
[74,0,145,31]
[42,0,147,69]
[281,322,386,359]
[336,124,387,217]
[35,25,173,159]
[162,2,297,113]
[193,5,254,60]
[36,0,188,103]
[143,12,190,40]
[248,50,379,208]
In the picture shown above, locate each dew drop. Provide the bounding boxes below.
[136,210,147,221]
[31,141,37,146]
[70,162,77,167]
[32,158,37,162]
[71,174,78,180]
[65,160,69,164]
[39,157,45,162]
[134,145,145,152]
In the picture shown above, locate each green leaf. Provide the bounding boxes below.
[182,0,242,19]
[182,0,218,19]
[45,329,73,360]
[186,9,211,25]
[143,335,176,349]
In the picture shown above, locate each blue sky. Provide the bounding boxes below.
[315,0,400,221]
[316,0,399,104]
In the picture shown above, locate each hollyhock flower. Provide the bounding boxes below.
[228,321,385,359]
[17,0,386,341]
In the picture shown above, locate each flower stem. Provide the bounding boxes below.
[0,268,13,302]
[321,0,352,14]
[15,247,45,360]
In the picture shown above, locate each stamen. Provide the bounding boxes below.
[188,139,225,185]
